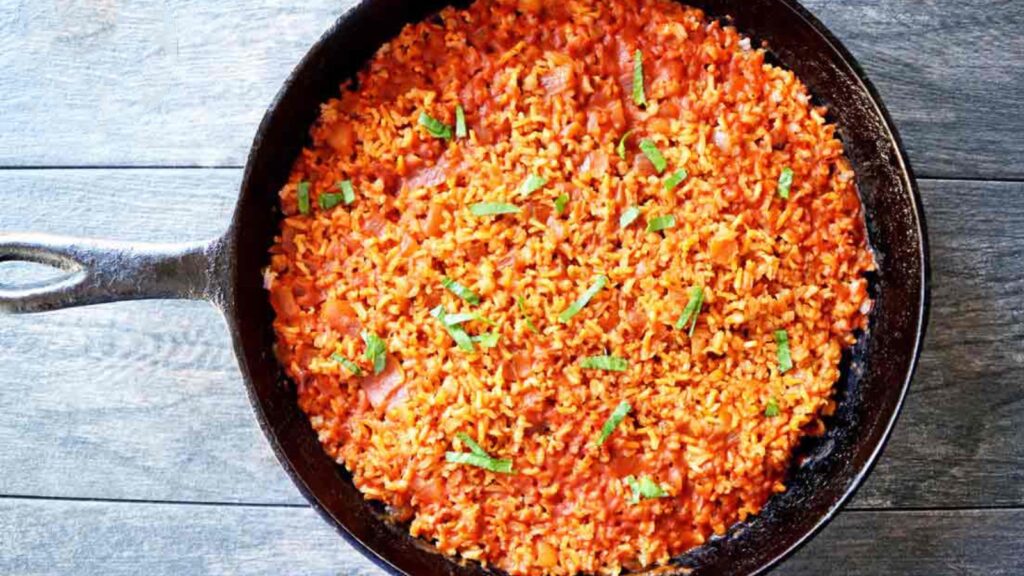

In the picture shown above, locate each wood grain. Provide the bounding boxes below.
[0,1,1021,179]
[1,497,1021,575]
[2,171,1022,510]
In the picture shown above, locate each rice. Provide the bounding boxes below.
[266,0,874,574]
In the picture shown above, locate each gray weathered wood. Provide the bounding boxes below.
[2,171,1023,510]
[0,1,1021,179]
[1,498,1022,575]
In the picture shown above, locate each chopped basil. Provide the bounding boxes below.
[431,305,475,351]
[765,398,781,417]
[472,332,500,348]
[625,475,668,503]
[632,50,646,107]
[442,312,496,326]
[331,353,363,376]
[296,181,311,215]
[361,331,387,375]
[619,206,641,229]
[664,169,688,191]
[339,180,356,205]
[445,451,514,474]
[558,274,608,323]
[674,286,704,336]
[595,401,632,447]
[617,130,633,160]
[456,432,489,457]
[639,139,667,174]
[318,193,344,210]
[518,174,548,197]
[440,277,481,306]
[455,104,467,139]
[646,214,676,233]
[516,295,541,334]
[580,355,628,372]
[774,329,793,373]
[554,193,569,215]
[418,111,452,140]
[778,167,794,199]
[469,202,521,216]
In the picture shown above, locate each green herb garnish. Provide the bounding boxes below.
[442,312,496,326]
[469,202,521,216]
[625,475,668,503]
[774,329,793,373]
[418,111,452,140]
[777,167,794,199]
[296,181,311,215]
[516,295,541,334]
[595,401,632,447]
[331,353,363,376]
[361,331,387,375]
[619,206,641,229]
[674,286,704,336]
[472,332,500,348]
[456,432,489,457]
[518,174,548,197]
[554,193,569,215]
[617,130,633,159]
[646,214,676,233]
[639,139,667,174]
[445,451,514,474]
[339,180,356,205]
[632,50,646,107]
[765,398,781,417]
[580,355,628,372]
[664,169,688,191]
[318,193,344,210]
[440,277,481,306]
[455,104,467,139]
[431,305,475,351]
[558,275,609,323]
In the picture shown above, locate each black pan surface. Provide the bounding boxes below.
[226,1,929,574]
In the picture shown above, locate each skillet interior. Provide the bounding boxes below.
[228,1,928,574]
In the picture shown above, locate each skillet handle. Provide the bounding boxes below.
[0,233,228,313]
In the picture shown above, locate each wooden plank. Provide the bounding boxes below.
[1,171,1022,510]
[0,1,1021,179]
[1,498,1022,575]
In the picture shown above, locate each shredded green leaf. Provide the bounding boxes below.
[617,130,633,160]
[595,401,632,447]
[469,202,520,216]
[361,331,387,375]
[625,475,668,503]
[778,167,794,199]
[774,329,793,373]
[455,104,467,139]
[619,206,641,229]
[296,182,311,215]
[646,214,676,233]
[639,139,667,174]
[338,180,356,205]
[472,332,500,348]
[516,295,541,334]
[318,193,344,210]
[440,277,481,306]
[632,50,646,107]
[445,451,514,474]
[518,174,548,197]
[674,286,705,335]
[558,275,608,323]
[580,355,628,372]
[431,305,475,351]
[765,398,781,418]
[330,353,363,376]
[554,193,569,215]
[456,432,489,457]
[664,169,688,191]
[442,312,495,326]
[418,111,452,140]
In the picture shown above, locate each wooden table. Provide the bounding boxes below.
[1,1,1021,574]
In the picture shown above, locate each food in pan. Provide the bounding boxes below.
[265,0,874,573]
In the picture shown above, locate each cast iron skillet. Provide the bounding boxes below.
[0,0,928,574]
